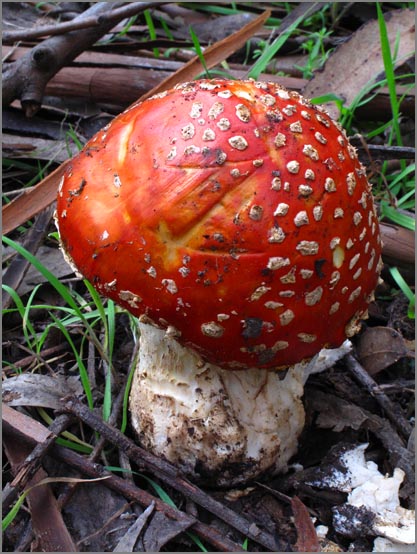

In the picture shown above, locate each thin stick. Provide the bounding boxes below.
[3,3,162,43]
[62,396,278,551]
[51,443,245,552]
[345,353,413,440]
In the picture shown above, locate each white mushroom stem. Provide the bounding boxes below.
[129,320,352,487]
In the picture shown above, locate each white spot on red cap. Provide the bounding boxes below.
[274,203,289,216]
[287,160,300,174]
[201,321,225,338]
[296,241,319,255]
[305,286,323,306]
[217,117,231,131]
[267,257,290,270]
[228,136,248,150]
[294,211,309,227]
[280,309,295,326]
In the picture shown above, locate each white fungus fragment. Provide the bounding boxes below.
[349,253,361,270]
[274,203,289,216]
[329,302,340,314]
[298,333,317,343]
[303,144,319,161]
[267,257,290,270]
[189,102,203,118]
[201,321,225,338]
[147,266,157,278]
[265,301,284,310]
[217,313,230,321]
[184,145,201,156]
[287,160,300,174]
[298,184,313,196]
[296,241,319,256]
[348,286,362,303]
[280,267,297,284]
[202,129,216,141]
[305,286,323,306]
[250,286,271,301]
[274,133,286,147]
[235,103,251,122]
[313,205,323,221]
[353,211,363,226]
[113,173,122,187]
[294,211,309,227]
[304,168,315,180]
[280,309,295,326]
[162,279,178,294]
[289,121,303,133]
[208,102,224,119]
[249,205,263,221]
[260,93,276,106]
[314,131,327,144]
[217,89,232,98]
[300,269,314,279]
[347,172,357,195]
[216,117,231,131]
[268,227,286,243]
[271,176,281,190]
[181,123,195,140]
[119,290,142,308]
[228,136,248,150]
[324,177,337,192]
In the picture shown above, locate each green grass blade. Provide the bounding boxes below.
[49,313,94,409]
[189,25,211,78]
[380,203,415,231]
[248,7,315,79]
[2,236,108,360]
[2,284,37,349]
[2,490,29,531]
[144,9,159,58]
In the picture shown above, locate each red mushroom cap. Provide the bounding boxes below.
[56,79,382,369]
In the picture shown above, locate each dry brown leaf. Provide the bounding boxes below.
[4,436,78,553]
[356,326,410,375]
[291,496,321,552]
[139,9,271,101]
[3,373,83,409]
[2,159,68,236]
[303,8,415,119]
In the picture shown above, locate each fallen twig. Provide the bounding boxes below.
[2,404,246,552]
[344,353,413,440]
[2,2,153,116]
[61,396,278,551]
[3,2,160,43]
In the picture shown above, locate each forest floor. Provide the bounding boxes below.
[2,2,415,552]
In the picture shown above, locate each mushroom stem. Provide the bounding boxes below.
[129,320,352,487]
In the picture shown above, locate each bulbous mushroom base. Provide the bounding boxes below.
[129,321,352,487]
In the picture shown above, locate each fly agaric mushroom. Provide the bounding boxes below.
[56,79,382,486]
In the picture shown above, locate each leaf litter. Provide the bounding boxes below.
[2,2,414,552]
